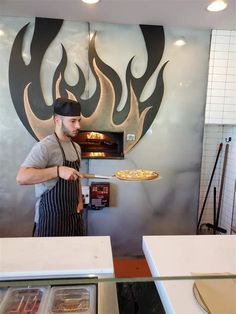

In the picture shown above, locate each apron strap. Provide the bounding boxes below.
[32,222,37,237]
[54,132,66,162]
[71,141,80,160]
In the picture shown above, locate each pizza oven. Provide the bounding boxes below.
[74,131,124,159]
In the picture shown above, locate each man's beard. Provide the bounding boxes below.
[61,121,78,138]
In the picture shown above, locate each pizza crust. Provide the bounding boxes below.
[115,169,159,181]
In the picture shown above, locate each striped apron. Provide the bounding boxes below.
[38,134,83,237]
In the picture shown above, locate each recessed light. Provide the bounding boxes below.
[174,39,186,47]
[81,0,100,4]
[207,0,228,12]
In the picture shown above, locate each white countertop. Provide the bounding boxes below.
[143,235,236,314]
[0,236,114,279]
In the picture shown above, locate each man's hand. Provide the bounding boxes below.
[77,180,84,213]
[77,198,84,213]
[58,166,83,181]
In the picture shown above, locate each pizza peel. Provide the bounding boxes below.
[82,169,161,181]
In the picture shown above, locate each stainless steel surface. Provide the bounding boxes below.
[98,279,119,314]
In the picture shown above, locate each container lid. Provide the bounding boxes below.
[0,286,50,314]
[45,285,96,314]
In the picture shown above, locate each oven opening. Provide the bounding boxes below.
[74,131,124,159]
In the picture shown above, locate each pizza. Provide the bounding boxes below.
[115,169,159,181]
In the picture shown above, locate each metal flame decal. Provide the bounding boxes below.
[9,18,168,153]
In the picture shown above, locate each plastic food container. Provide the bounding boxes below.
[0,286,49,314]
[45,285,96,314]
[0,289,7,306]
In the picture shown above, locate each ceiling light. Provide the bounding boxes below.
[207,0,228,12]
[174,39,186,47]
[81,0,100,4]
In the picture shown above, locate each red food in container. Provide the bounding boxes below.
[0,286,49,314]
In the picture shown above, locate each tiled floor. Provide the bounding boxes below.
[113,258,152,278]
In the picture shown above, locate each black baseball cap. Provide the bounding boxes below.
[53,98,81,116]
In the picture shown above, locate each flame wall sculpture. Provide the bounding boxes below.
[9,18,168,153]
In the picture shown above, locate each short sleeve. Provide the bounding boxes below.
[21,142,49,169]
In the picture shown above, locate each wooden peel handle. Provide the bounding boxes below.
[82,173,112,179]
[82,173,96,179]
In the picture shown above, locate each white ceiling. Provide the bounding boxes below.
[0,0,235,30]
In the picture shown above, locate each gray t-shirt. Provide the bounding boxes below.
[22,133,81,223]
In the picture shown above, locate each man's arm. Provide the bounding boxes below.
[16,166,83,185]
[16,166,58,185]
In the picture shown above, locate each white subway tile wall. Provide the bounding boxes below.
[221,126,236,233]
[206,30,236,125]
[199,30,236,234]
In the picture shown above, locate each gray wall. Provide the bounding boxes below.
[0,17,210,256]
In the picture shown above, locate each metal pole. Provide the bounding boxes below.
[216,143,229,227]
[197,143,223,231]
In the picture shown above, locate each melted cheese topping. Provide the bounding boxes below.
[115,169,159,181]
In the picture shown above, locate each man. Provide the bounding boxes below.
[16,97,84,237]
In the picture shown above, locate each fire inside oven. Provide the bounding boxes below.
[74,131,124,159]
